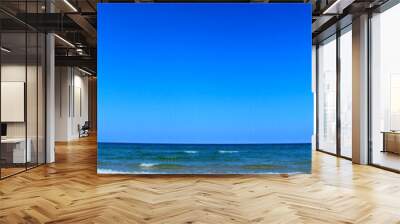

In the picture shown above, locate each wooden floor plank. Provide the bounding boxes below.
[1,135,400,223]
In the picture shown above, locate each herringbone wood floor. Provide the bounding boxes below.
[1,135,400,224]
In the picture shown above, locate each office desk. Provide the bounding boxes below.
[382,131,400,154]
[1,138,31,163]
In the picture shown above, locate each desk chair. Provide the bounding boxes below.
[78,121,90,138]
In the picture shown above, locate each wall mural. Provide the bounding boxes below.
[97,3,312,174]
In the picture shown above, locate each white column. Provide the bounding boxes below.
[46,32,55,163]
[352,14,369,164]
[312,45,317,151]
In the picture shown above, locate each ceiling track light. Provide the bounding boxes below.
[322,0,342,15]
[78,67,93,76]
[1,47,11,53]
[322,0,355,15]
[63,0,78,12]
[54,34,75,48]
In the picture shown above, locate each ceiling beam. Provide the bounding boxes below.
[55,55,96,72]
[67,13,97,46]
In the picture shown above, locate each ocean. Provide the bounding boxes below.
[97,143,311,174]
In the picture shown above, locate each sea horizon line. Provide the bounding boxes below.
[97,142,312,145]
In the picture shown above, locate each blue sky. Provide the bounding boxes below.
[98,3,312,144]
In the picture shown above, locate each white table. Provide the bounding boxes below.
[1,138,31,163]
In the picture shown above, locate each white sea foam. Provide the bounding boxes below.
[139,163,157,168]
[97,168,305,175]
[184,150,198,154]
[227,171,304,175]
[97,168,164,174]
[218,150,239,154]
[97,168,132,174]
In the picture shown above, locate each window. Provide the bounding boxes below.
[370,3,400,171]
[317,35,337,154]
[339,27,352,158]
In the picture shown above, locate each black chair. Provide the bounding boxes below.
[78,121,90,138]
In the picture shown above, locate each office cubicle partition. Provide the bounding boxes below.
[0,1,47,179]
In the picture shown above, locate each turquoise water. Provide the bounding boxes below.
[97,143,311,174]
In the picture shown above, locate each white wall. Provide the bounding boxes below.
[55,67,89,141]
[55,66,70,141]
[72,73,89,138]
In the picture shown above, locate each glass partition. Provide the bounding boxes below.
[0,1,46,179]
[317,35,337,154]
[1,31,28,177]
[371,3,400,171]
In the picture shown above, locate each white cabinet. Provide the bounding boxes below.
[1,138,32,163]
